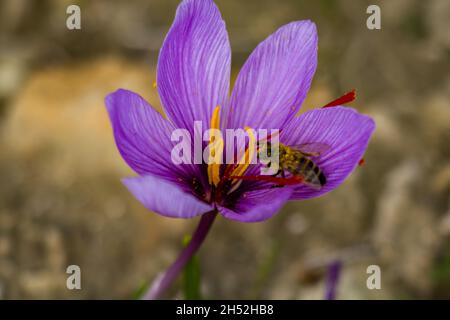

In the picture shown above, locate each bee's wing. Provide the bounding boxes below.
[288,142,331,157]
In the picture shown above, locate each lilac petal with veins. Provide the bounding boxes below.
[227,20,317,130]
[218,186,293,222]
[106,89,199,187]
[157,0,231,134]
[123,175,213,219]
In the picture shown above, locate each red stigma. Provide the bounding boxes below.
[322,89,356,108]
[229,175,304,186]
[358,158,365,166]
[223,163,239,179]
[264,129,282,142]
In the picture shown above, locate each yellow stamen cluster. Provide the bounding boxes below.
[207,106,223,186]
[228,127,256,180]
[206,106,256,191]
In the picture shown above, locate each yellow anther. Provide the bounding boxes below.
[207,106,223,187]
[210,105,220,131]
[152,81,157,89]
[230,127,256,179]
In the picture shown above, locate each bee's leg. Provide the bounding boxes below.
[271,168,282,177]
[266,161,279,176]
[264,161,278,176]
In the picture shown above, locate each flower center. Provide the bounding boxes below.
[205,106,257,204]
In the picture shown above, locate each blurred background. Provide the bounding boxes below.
[0,0,449,299]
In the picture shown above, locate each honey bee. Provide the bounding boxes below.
[258,141,329,189]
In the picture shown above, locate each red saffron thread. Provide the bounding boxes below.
[322,89,356,108]
[229,175,304,185]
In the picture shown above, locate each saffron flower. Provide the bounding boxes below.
[105,0,375,299]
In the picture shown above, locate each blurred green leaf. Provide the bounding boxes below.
[432,249,450,283]
[131,281,149,300]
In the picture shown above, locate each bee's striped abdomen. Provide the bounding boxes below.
[289,155,326,188]
[317,168,326,186]
[277,144,327,189]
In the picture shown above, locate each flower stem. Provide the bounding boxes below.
[324,260,342,300]
[142,210,218,300]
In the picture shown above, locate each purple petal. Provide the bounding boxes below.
[123,175,213,218]
[157,0,231,132]
[105,89,198,184]
[281,107,375,199]
[227,20,317,130]
[218,187,293,222]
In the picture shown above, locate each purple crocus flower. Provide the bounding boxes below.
[106,0,374,222]
[105,0,375,299]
